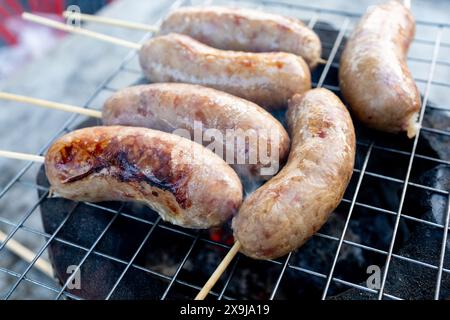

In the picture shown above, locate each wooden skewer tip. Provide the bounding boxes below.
[0,92,102,118]
[22,12,141,50]
[0,150,45,163]
[194,241,241,300]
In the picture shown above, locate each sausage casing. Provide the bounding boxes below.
[45,126,243,229]
[232,89,355,259]
[139,33,311,110]
[102,83,290,183]
[339,1,420,137]
[159,6,322,69]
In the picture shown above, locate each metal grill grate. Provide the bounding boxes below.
[0,0,449,300]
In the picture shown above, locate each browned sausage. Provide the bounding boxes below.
[339,1,420,138]
[232,89,355,259]
[139,33,311,110]
[159,6,322,69]
[45,126,243,229]
[102,83,290,184]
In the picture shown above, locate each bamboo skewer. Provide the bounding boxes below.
[194,241,241,300]
[62,11,159,33]
[0,230,53,278]
[0,150,45,163]
[0,92,102,119]
[22,13,141,50]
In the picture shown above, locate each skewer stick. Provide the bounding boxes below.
[0,150,44,163]
[22,13,141,50]
[62,11,159,33]
[0,230,53,278]
[0,92,102,119]
[194,241,241,300]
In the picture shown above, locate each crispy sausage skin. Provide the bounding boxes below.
[102,84,290,183]
[339,1,420,138]
[139,33,311,110]
[232,89,355,259]
[45,126,243,229]
[159,6,322,69]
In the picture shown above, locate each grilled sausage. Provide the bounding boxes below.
[45,126,243,229]
[102,84,290,183]
[159,6,322,69]
[139,33,311,110]
[339,1,420,138]
[232,89,355,259]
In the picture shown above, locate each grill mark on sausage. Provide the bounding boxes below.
[54,135,193,209]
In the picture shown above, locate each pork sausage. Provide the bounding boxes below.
[232,89,355,259]
[45,126,243,229]
[102,83,290,183]
[159,6,322,69]
[339,1,420,138]
[139,33,311,110]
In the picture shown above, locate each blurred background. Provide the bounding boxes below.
[0,0,449,299]
[0,0,115,81]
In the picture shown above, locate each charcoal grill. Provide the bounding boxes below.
[0,0,449,300]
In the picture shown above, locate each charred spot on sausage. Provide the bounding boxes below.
[56,136,193,209]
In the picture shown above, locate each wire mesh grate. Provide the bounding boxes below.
[0,0,449,300]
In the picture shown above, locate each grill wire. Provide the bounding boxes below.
[0,0,449,300]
